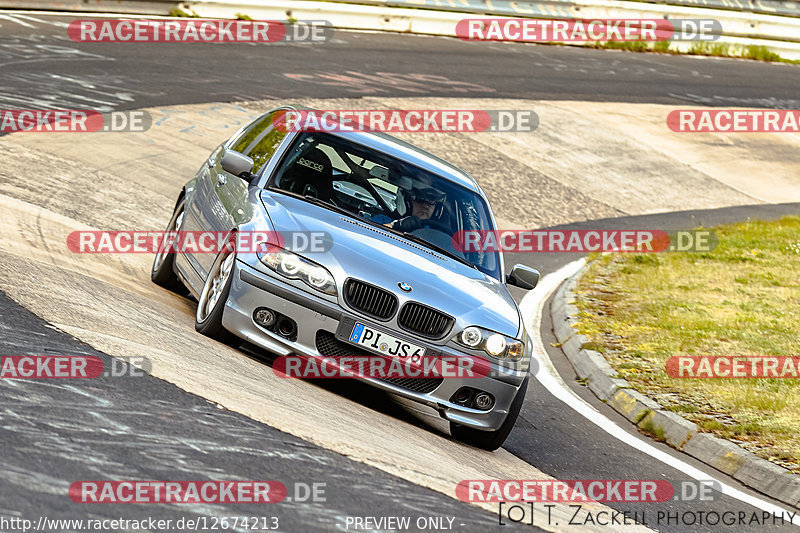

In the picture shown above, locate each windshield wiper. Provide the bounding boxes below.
[396,231,478,270]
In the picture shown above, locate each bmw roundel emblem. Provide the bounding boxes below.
[398,282,412,292]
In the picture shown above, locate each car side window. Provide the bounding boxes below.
[230,110,289,174]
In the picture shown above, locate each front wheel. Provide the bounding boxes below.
[195,238,237,343]
[151,198,186,292]
[450,377,529,451]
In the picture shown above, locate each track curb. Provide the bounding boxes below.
[550,264,800,510]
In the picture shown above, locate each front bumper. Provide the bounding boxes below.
[222,260,527,431]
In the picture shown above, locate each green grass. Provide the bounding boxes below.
[639,413,667,442]
[744,45,784,62]
[168,7,199,18]
[597,40,651,53]
[587,39,799,64]
[687,42,787,63]
[653,40,671,53]
[688,42,731,57]
[575,216,800,473]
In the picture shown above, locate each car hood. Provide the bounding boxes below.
[260,191,521,338]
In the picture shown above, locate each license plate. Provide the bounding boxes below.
[349,323,426,361]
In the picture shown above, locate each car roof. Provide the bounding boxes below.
[282,105,482,193]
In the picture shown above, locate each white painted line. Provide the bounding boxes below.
[520,259,800,525]
[0,14,36,27]
[0,10,165,20]
[3,13,70,27]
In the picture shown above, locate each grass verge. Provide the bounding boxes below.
[588,40,800,65]
[574,216,800,473]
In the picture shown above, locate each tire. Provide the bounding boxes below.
[450,377,529,451]
[151,197,186,292]
[194,237,237,343]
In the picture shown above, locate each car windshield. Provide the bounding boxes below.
[268,132,501,279]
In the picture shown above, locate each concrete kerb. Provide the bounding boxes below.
[587,370,629,402]
[549,262,800,510]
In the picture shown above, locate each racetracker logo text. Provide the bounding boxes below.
[272,354,491,379]
[667,356,800,378]
[66,231,331,254]
[0,110,151,133]
[667,109,800,132]
[0,355,149,378]
[67,19,333,43]
[456,18,721,42]
[273,109,538,133]
[69,481,287,503]
[457,480,675,502]
[452,229,717,253]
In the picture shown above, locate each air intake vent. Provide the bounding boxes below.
[315,331,442,394]
[343,279,398,321]
[398,302,454,339]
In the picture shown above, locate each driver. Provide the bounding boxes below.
[391,186,448,232]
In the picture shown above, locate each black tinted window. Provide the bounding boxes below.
[269,132,501,279]
[230,110,288,173]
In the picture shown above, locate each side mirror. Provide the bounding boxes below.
[506,264,540,290]
[221,150,256,183]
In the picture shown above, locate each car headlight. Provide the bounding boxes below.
[453,326,524,360]
[485,334,506,356]
[460,326,482,347]
[257,244,337,296]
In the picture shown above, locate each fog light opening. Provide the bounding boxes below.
[474,392,495,410]
[453,388,473,406]
[276,317,297,340]
[451,387,495,411]
[254,307,277,328]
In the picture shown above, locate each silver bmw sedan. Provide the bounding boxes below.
[151,106,540,450]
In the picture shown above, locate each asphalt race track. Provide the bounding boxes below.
[0,11,799,533]
[0,13,799,110]
[0,291,530,532]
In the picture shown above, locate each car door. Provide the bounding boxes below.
[183,109,290,280]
